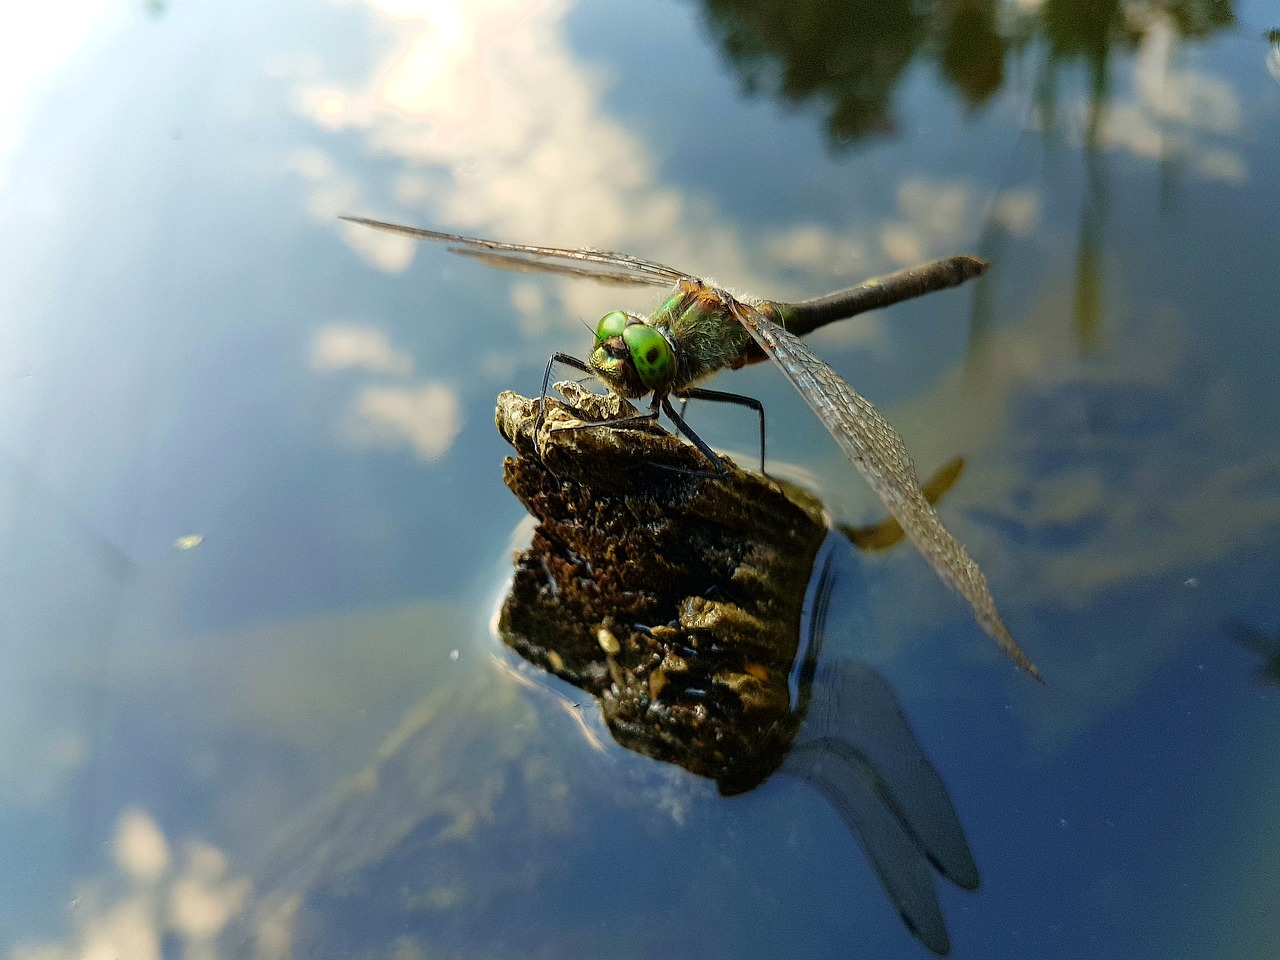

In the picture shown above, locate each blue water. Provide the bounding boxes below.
[1,0,1278,956]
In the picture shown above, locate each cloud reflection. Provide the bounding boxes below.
[308,323,462,461]
[1057,11,1248,184]
[1133,15,1240,136]
[879,178,1038,268]
[12,809,249,960]
[114,808,170,885]
[943,316,1280,598]
[345,381,463,460]
[309,323,414,376]
[282,0,903,343]
[863,290,1280,746]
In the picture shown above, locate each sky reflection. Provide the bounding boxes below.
[1,0,1279,957]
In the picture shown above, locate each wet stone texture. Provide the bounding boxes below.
[495,383,829,795]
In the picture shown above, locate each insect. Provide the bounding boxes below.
[342,216,1040,680]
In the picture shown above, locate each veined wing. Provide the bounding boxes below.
[781,740,951,955]
[341,217,692,288]
[728,299,1041,681]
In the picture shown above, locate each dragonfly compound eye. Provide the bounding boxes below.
[595,310,629,342]
[622,323,675,390]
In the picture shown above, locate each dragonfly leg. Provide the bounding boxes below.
[675,387,766,474]
[552,406,661,433]
[661,395,727,475]
[537,352,597,432]
[534,353,726,477]
[549,395,724,477]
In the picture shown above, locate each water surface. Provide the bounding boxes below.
[2,1,1279,957]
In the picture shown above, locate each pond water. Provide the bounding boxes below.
[2,0,1279,957]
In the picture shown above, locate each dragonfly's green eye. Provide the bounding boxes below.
[622,324,675,390]
[595,310,629,342]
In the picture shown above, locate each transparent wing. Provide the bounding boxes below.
[780,740,951,956]
[799,660,979,891]
[728,298,1041,681]
[341,217,693,288]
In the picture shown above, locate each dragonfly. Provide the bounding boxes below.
[342,216,1040,681]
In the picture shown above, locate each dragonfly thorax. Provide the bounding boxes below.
[589,310,678,398]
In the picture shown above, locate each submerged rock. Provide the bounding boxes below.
[496,384,829,795]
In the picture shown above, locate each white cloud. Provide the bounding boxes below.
[339,214,418,273]
[991,189,1040,236]
[114,809,171,885]
[765,224,871,278]
[0,1,125,181]
[345,382,463,460]
[309,323,414,376]
[307,324,462,462]
[1091,100,1169,159]
[1193,148,1248,184]
[897,180,970,244]
[877,178,1029,267]
[1134,15,1242,135]
[14,810,251,960]
[879,223,926,266]
[1060,12,1248,185]
[170,852,240,940]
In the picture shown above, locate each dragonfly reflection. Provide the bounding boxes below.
[1223,618,1280,686]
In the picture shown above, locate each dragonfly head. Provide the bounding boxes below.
[589,310,676,398]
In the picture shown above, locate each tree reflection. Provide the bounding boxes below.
[699,0,930,144]
[695,0,1236,149]
[937,1,1010,109]
[697,0,1239,360]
